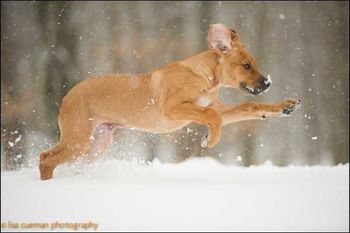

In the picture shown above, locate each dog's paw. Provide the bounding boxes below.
[39,164,54,180]
[281,98,302,116]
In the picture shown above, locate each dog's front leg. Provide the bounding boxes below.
[211,98,301,125]
[164,102,222,148]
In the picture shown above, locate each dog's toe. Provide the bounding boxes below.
[282,108,292,115]
[282,99,301,116]
[39,164,54,180]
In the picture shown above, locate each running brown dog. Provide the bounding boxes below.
[39,23,301,180]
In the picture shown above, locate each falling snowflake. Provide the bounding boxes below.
[15,135,22,143]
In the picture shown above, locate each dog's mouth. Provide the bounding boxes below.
[240,82,262,96]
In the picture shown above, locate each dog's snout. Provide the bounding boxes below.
[257,76,272,91]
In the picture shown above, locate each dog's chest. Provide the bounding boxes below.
[196,95,212,107]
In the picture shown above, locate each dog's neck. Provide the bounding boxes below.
[182,49,221,92]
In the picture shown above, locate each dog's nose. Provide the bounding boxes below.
[258,76,271,91]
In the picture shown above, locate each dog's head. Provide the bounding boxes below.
[208,24,271,95]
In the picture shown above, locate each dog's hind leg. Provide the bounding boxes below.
[39,101,94,180]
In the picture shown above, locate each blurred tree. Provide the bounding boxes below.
[37,2,79,139]
[1,2,26,170]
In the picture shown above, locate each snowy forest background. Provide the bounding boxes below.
[1,1,349,171]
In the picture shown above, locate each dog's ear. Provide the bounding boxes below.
[207,24,233,53]
[230,28,245,50]
[230,28,237,40]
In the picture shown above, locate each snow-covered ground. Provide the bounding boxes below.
[1,158,349,232]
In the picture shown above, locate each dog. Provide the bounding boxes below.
[39,23,301,180]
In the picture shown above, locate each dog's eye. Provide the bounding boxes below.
[243,63,251,70]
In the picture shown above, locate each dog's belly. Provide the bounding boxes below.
[110,107,190,134]
[132,118,191,134]
[95,115,190,134]
[88,97,190,134]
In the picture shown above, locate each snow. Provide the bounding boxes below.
[263,74,272,93]
[1,158,349,232]
[266,74,272,83]
[279,14,286,20]
[196,95,211,107]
